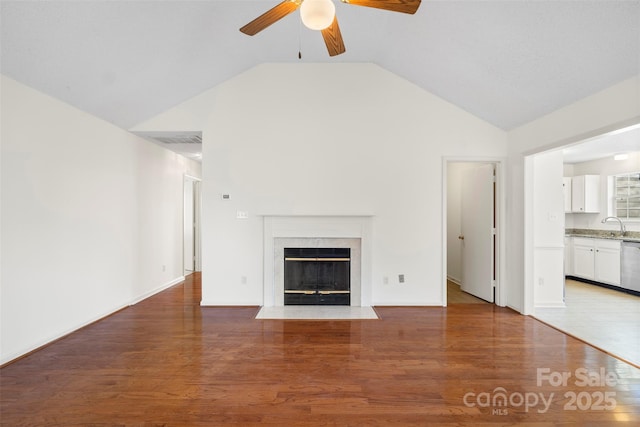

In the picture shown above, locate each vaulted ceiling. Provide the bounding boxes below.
[1,0,639,132]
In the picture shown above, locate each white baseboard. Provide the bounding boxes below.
[1,276,186,366]
[535,302,567,308]
[447,276,462,286]
[0,300,130,366]
[507,303,525,314]
[200,300,261,307]
[371,301,444,306]
[129,276,185,306]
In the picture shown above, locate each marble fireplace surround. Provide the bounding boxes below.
[262,216,373,307]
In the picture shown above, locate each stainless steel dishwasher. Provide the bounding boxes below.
[621,241,640,293]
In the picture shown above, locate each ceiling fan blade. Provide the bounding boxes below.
[342,0,421,14]
[321,16,346,57]
[240,1,300,36]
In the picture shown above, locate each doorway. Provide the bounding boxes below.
[444,159,505,306]
[524,122,640,365]
[184,175,201,276]
[524,122,640,313]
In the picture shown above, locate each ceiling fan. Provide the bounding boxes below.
[239,0,422,57]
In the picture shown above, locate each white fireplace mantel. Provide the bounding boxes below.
[262,216,373,307]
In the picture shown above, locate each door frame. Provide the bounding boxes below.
[442,157,507,307]
[522,120,640,315]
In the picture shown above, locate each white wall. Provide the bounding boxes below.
[532,150,565,307]
[133,65,639,313]
[203,64,508,306]
[1,75,201,364]
[136,63,507,306]
[508,75,640,314]
[566,151,640,232]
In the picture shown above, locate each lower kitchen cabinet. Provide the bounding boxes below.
[573,238,595,279]
[595,241,621,285]
[571,237,621,286]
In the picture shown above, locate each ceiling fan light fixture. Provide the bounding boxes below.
[300,0,336,30]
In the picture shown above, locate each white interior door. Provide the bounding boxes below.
[184,178,195,273]
[193,180,202,272]
[461,164,495,302]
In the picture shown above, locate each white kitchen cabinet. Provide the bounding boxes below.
[571,237,620,286]
[563,177,572,213]
[573,238,595,279]
[594,239,621,285]
[571,175,600,213]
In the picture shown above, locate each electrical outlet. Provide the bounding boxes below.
[383,276,389,285]
[162,265,166,272]
[399,274,405,284]
[241,276,247,285]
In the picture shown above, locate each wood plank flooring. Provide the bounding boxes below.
[447,280,488,304]
[1,272,639,425]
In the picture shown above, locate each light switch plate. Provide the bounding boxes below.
[236,211,248,219]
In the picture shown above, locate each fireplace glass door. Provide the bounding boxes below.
[284,248,350,305]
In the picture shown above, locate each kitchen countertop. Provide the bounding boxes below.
[565,228,640,243]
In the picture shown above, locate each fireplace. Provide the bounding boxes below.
[263,216,371,307]
[284,247,350,305]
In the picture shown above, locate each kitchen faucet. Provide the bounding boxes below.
[601,216,626,236]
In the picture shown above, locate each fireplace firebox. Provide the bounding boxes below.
[284,248,350,305]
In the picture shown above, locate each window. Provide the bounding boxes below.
[614,172,640,219]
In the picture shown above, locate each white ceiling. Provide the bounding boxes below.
[562,124,640,164]
[1,0,639,135]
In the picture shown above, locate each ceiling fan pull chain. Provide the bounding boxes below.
[298,14,303,59]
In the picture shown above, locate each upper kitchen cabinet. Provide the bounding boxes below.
[571,175,600,213]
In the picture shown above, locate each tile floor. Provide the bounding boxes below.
[534,279,640,367]
[255,305,379,320]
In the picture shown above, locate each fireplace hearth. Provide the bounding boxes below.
[284,248,350,305]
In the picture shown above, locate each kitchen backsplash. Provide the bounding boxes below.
[566,215,640,233]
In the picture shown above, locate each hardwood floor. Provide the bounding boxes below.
[1,273,639,425]
[447,280,488,304]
